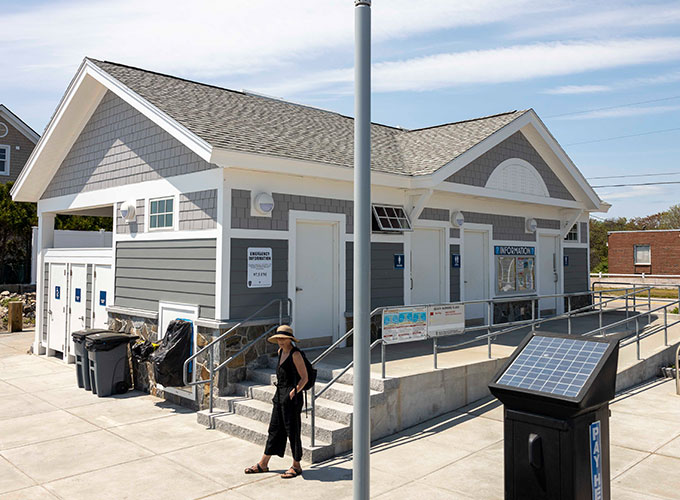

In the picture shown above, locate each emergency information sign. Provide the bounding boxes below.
[247,247,273,288]
[382,307,428,344]
[427,304,465,336]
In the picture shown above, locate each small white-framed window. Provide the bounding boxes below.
[149,196,175,230]
[0,145,10,176]
[564,224,578,241]
[371,204,413,232]
[634,244,650,265]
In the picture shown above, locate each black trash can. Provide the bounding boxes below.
[72,329,110,391]
[85,332,138,397]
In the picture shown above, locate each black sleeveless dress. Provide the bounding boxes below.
[264,347,304,461]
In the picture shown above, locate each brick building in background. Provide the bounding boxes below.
[608,230,680,275]
[0,104,40,185]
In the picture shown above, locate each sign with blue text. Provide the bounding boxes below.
[494,245,535,256]
[589,420,603,500]
[564,255,570,266]
[54,286,61,300]
[451,254,461,268]
[382,307,428,344]
[75,288,81,303]
[99,290,107,306]
[393,254,405,269]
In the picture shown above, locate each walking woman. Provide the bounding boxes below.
[244,325,308,479]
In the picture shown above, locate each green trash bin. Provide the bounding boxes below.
[85,332,138,397]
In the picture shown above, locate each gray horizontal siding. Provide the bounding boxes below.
[450,244,461,302]
[564,247,589,293]
[346,242,404,312]
[230,239,288,320]
[114,238,217,318]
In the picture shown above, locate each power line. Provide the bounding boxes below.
[587,171,680,180]
[592,180,680,188]
[565,127,680,146]
[545,94,680,118]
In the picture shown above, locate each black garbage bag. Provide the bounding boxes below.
[132,340,158,362]
[150,320,193,387]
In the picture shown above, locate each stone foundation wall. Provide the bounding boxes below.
[107,311,280,409]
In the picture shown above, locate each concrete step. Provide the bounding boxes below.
[231,398,352,444]
[214,393,354,425]
[196,410,338,463]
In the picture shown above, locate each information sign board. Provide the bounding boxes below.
[247,247,273,288]
[427,304,465,336]
[382,307,428,344]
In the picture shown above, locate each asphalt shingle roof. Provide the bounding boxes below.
[90,59,527,177]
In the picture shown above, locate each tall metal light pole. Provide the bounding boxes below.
[353,1,371,499]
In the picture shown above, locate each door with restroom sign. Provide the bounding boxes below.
[67,264,87,356]
[48,263,68,353]
[92,265,113,330]
[538,235,559,315]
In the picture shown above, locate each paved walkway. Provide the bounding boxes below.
[1,330,680,499]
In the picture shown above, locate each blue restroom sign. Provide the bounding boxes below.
[564,255,570,266]
[99,290,107,306]
[75,288,81,303]
[589,420,603,500]
[451,254,461,268]
[54,286,61,300]
[394,254,405,269]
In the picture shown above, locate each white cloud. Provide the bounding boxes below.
[544,85,612,95]
[264,38,680,95]
[555,104,680,120]
[595,185,666,201]
[544,69,680,95]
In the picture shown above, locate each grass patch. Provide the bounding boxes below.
[591,286,679,299]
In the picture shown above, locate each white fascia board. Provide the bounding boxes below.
[37,168,221,214]
[12,59,213,203]
[433,181,585,210]
[0,105,40,143]
[210,147,411,189]
[523,110,602,210]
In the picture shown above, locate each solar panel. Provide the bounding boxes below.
[496,336,608,398]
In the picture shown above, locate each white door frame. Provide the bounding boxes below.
[157,301,199,402]
[462,223,492,322]
[537,229,564,314]
[67,263,88,360]
[47,262,68,355]
[288,210,346,343]
[410,219,449,304]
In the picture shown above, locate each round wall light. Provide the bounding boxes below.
[253,192,275,216]
[450,210,465,228]
[525,217,538,233]
[119,200,137,223]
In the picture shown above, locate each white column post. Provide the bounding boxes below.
[34,211,55,355]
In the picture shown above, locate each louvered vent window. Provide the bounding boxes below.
[371,204,413,232]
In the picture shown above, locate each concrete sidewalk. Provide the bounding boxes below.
[1,330,680,499]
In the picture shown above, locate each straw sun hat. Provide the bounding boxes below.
[267,325,300,344]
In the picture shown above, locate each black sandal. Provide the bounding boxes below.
[244,463,269,474]
[281,466,302,479]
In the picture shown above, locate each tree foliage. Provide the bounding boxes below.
[589,203,680,272]
[0,182,37,283]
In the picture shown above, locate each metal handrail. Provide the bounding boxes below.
[183,297,292,414]
[675,343,680,396]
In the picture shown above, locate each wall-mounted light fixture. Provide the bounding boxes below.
[525,217,538,233]
[450,210,465,228]
[119,200,137,223]
[252,192,275,217]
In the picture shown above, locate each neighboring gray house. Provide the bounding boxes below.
[13,58,608,406]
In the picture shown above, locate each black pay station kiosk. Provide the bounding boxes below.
[488,333,619,500]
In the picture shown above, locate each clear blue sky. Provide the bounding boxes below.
[2,0,679,219]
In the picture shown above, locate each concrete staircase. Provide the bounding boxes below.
[197,356,388,463]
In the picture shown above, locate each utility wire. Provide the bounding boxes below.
[588,171,680,180]
[565,127,680,146]
[592,180,680,188]
[546,94,680,118]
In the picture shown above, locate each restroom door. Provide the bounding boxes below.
[92,265,113,330]
[411,228,445,305]
[538,235,559,315]
[67,264,87,356]
[463,230,489,322]
[48,263,68,353]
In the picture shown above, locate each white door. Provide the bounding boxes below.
[411,228,445,305]
[463,230,489,322]
[67,264,87,356]
[538,235,559,314]
[48,263,68,353]
[295,221,338,343]
[92,265,113,330]
[157,302,199,400]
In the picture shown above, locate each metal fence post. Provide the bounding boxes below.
[433,337,438,369]
[381,340,386,379]
[531,300,536,333]
[311,385,316,447]
[208,347,214,415]
[633,284,636,312]
[648,287,651,313]
[664,307,668,346]
[567,296,572,335]
[635,316,640,360]
[626,293,629,322]
[487,301,493,359]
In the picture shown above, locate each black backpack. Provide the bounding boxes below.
[299,349,317,391]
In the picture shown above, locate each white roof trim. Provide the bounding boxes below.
[0,105,40,143]
[11,59,212,202]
